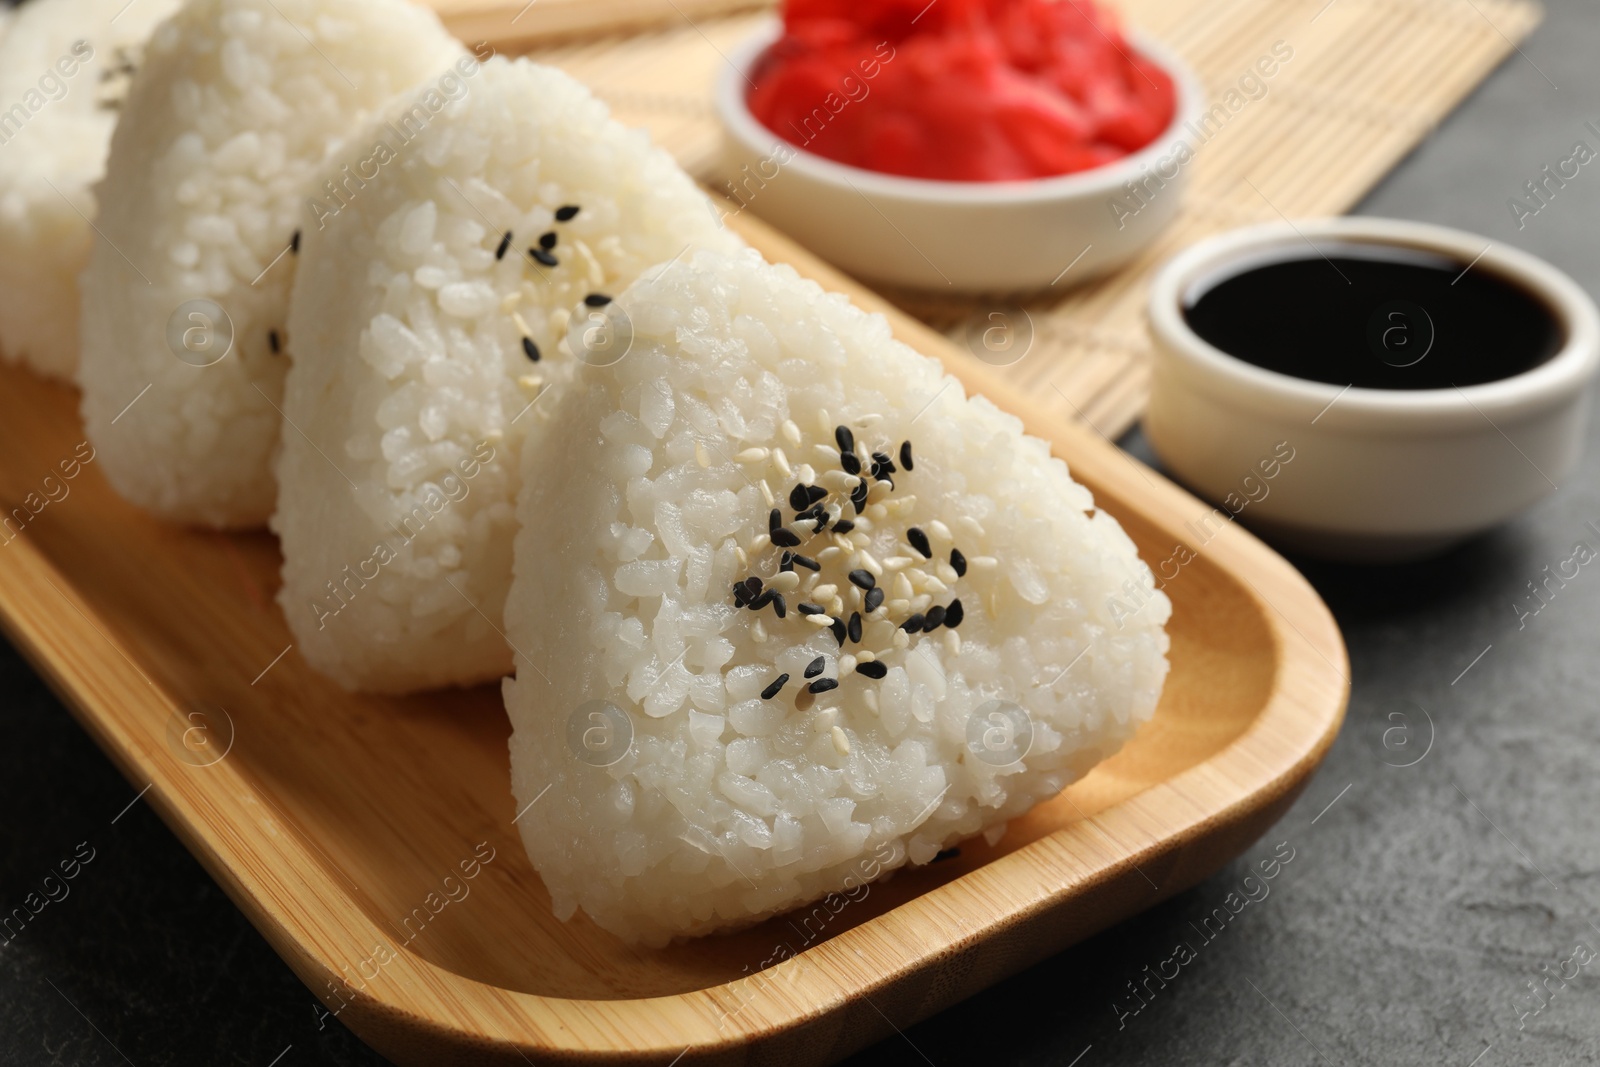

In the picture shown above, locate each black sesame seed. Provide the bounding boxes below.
[555,204,580,222]
[855,660,888,679]
[901,613,925,633]
[750,589,776,611]
[804,656,825,679]
[761,674,790,700]
[841,451,862,475]
[789,483,811,510]
[809,677,839,694]
[848,611,862,643]
[835,425,854,454]
[495,231,512,260]
[950,548,967,577]
[850,480,869,512]
[779,551,794,573]
[830,618,847,645]
[769,507,782,532]
[805,485,828,506]
[810,511,830,535]
[907,527,932,559]
[584,293,613,307]
[933,847,959,862]
[771,527,801,548]
[792,554,820,571]
[944,599,964,628]
[848,569,875,591]
[771,593,788,619]
[876,474,895,491]
[833,520,856,535]
[732,582,753,607]
[900,440,914,471]
[743,576,763,596]
[267,329,280,354]
[799,602,824,616]
[923,605,947,631]
[872,451,895,474]
[530,247,558,268]
[521,336,541,362]
[864,586,884,613]
[290,229,301,254]
[870,460,889,479]
[538,231,558,250]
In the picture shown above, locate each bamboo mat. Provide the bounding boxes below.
[515,0,1542,436]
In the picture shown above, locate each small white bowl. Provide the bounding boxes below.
[1145,218,1600,563]
[713,18,1206,292]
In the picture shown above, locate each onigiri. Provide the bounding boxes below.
[77,0,464,527]
[0,0,181,380]
[502,248,1172,945]
[272,56,741,693]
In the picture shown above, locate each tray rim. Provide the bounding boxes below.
[0,210,1348,1063]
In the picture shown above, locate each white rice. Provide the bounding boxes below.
[503,248,1172,945]
[76,0,462,527]
[273,56,741,693]
[0,0,180,381]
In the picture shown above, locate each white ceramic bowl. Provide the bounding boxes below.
[1145,218,1600,563]
[713,18,1206,292]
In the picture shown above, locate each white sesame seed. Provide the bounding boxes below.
[856,649,876,662]
[772,570,800,592]
[512,310,533,337]
[822,470,856,490]
[752,619,768,643]
[911,594,933,614]
[883,556,914,572]
[817,409,833,436]
[736,547,749,567]
[814,707,837,731]
[892,629,911,650]
[935,562,958,584]
[972,556,999,570]
[923,576,949,595]
[867,503,889,521]
[832,726,851,755]
[773,448,792,478]
[807,614,834,628]
[888,598,911,616]
[695,441,710,468]
[893,573,914,600]
[735,447,769,463]
[864,688,879,713]
[499,291,523,313]
[812,444,839,463]
[944,630,960,655]
[839,654,857,672]
[959,516,985,539]
[929,519,952,542]
[749,533,771,553]
[760,481,775,507]
[857,412,883,425]
[812,583,838,599]
[782,419,802,446]
[830,595,845,616]
[796,463,816,484]
[817,546,843,562]
[857,550,884,577]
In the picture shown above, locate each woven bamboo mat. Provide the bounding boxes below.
[518,0,1542,436]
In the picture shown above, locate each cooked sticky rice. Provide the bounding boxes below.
[77,0,463,526]
[272,56,741,693]
[503,248,1171,944]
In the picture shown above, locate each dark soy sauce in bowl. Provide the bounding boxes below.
[1181,242,1565,389]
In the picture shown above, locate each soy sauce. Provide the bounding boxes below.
[1182,243,1564,390]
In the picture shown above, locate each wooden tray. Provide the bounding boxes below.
[0,207,1347,1064]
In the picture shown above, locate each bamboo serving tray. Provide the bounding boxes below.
[0,206,1347,1063]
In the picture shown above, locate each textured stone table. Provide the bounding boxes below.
[3,4,1598,1064]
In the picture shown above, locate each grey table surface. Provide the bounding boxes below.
[5,4,1600,1065]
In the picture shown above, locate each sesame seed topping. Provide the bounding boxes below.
[771,593,788,619]
[761,674,789,700]
[923,605,947,631]
[900,440,914,470]
[832,725,851,755]
[907,527,932,558]
[736,448,769,463]
[806,614,835,628]
[863,586,885,613]
[848,569,875,591]
[584,293,612,307]
[530,247,558,268]
[799,602,825,615]
[835,425,854,454]
[950,548,968,577]
[538,231,557,250]
[832,519,855,535]
[856,660,888,679]
[901,613,925,633]
[944,599,965,628]
[494,231,512,259]
[769,507,781,532]
[750,589,776,611]
[830,618,847,645]
[290,229,301,254]
[521,336,540,362]
[732,582,753,607]
[850,480,869,513]
[841,451,862,475]
[788,484,810,510]
[804,656,825,678]
[771,527,801,548]
[268,329,281,354]
[792,554,820,571]
[555,204,580,221]
[848,611,862,643]
[809,677,839,694]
